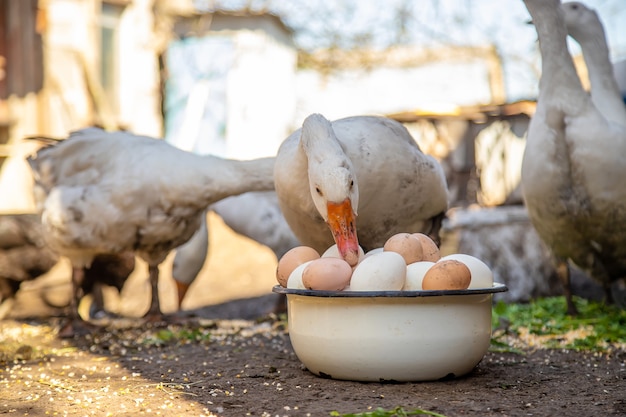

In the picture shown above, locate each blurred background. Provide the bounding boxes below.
[0,0,624,315]
[2,0,625,209]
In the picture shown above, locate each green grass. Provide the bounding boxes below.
[491,296,626,351]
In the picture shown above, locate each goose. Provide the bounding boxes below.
[0,214,135,321]
[27,128,275,335]
[521,0,626,314]
[0,214,59,319]
[274,113,448,266]
[561,1,626,124]
[172,191,300,310]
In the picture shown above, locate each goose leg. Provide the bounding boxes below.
[603,283,614,304]
[89,281,117,320]
[588,255,621,307]
[144,264,163,320]
[71,267,85,316]
[555,259,577,316]
[59,267,97,338]
[610,278,626,308]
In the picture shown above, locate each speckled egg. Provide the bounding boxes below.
[383,233,424,265]
[441,253,493,289]
[422,259,471,290]
[411,233,441,262]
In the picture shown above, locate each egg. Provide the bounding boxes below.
[403,261,436,290]
[383,233,424,264]
[422,259,471,290]
[322,244,365,264]
[302,258,352,291]
[411,233,441,262]
[350,251,406,291]
[276,246,320,287]
[441,253,494,289]
[363,247,384,259]
[286,260,314,289]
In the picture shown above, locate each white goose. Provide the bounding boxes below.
[27,128,275,335]
[0,214,136,321]
[172,191,300,309]
[274,113,448,266]
[521,0,626,314]
[561,1,626,124]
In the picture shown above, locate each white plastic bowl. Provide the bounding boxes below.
[273,283,508,382]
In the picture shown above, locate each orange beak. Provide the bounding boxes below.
[175,280,190,310]
[326,198,360,266]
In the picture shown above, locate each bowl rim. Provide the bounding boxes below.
[272,282,508,298]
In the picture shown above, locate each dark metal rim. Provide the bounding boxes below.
[272,282,508,298]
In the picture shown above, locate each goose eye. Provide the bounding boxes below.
[315,186,322,196]
[350,180,354,188]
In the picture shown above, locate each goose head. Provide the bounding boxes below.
[561,2,601,40]
[301,114,361,266]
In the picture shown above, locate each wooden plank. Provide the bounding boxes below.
[0,0,43,98]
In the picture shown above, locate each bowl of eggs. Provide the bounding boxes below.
[273,233,508,382]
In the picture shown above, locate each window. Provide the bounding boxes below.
[100,1,125,114]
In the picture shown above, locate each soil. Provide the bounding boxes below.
[1,214,625,417]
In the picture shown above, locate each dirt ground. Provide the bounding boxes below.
[1,214,625,417]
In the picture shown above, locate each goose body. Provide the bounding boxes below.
[274,114,448,265]
[521,0,626,312]
[172,191,300,308]
[27,128,275,332]
[212,191,300,259]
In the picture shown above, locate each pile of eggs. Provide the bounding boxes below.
[276,232,493,291]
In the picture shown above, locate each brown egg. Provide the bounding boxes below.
[411,233,441,262]
[422,259,471,290]
[302,258,353,291]
[383,233,424,265]
[276,246,321,287]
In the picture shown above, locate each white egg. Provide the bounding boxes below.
[322,244,365,261]
[350,251,406,291]
[440,253,493,289]
[363,247,384,259]
[286,260,314,289]
[403,261,436,290]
